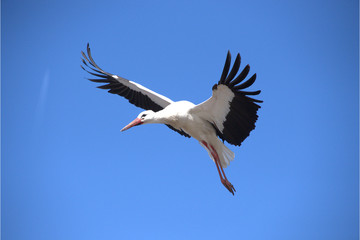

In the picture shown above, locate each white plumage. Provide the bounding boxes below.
[81,44,262,195]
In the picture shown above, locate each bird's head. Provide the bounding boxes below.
[120,110,155,132]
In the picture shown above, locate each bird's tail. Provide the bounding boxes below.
[200,140,235,168]
[219,143,235,168]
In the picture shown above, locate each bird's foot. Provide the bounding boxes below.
[221,179,236,195]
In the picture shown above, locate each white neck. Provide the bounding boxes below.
[143,111,168,125]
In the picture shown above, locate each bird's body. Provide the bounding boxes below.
[145,100,234,167]
[155,101,196,132]
[81,44,262,195]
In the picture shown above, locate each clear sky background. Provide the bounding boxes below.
[2,0,359,239]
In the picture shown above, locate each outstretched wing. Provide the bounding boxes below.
[81,44,190,138]
[81,43,173,112]
[191,51,262,146]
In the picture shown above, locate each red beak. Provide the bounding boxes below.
[120,118,143,132]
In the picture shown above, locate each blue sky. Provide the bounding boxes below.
[2,0,359,239]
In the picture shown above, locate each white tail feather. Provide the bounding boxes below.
[220,143,235,168]
[199,141,235,168]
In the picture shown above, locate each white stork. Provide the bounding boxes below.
[81,44,262,195]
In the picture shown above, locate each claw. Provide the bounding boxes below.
[222,179,236,195]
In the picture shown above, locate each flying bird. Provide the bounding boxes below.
[81,44,262,195]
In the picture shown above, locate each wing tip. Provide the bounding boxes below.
[219,51,232,84]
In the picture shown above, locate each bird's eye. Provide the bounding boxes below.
[141,114,147,119]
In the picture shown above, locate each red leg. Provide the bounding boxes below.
[209,145,228,181]
[201,141,236,195]
[201,141,224,180]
